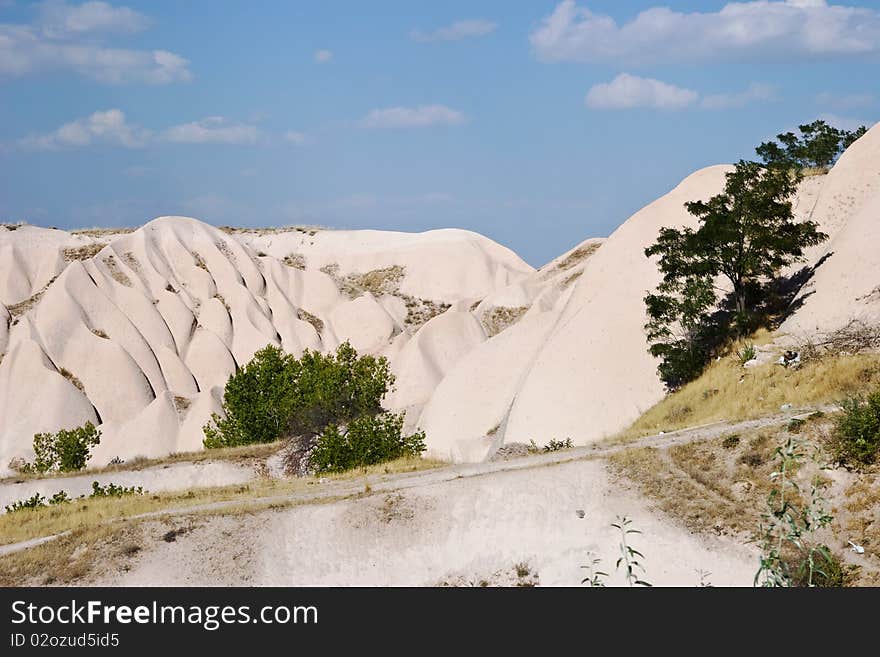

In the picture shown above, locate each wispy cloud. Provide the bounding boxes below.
[0,1,191,83]
[20,108,150,149]
[161,117,260,144]
[819,112,873,132]
[700,83,777,110]
[19,110,263,149]
[531,0,880,65]
[37,0,150,38]
[585,75,776,112]
[283,131,308,144]
[360,105,466,128]
[585,74,698,110]
[816,91,877,110]
[410,19,497,42]
[314,49,332,63]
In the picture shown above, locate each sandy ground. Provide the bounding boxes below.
[87,455,757,587]
[0,461,255,512]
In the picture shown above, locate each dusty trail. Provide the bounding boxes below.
[0,406,824,560]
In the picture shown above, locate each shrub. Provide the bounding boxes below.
[204,342,394,449]
[787,418,806,434]
[721,434,740,449]
[736,343,757,366]
[310,413,426,474]
[49,491,71,505]
[832,389,880,465]
[31,422,101,473]
[754,438,837,587]
[89,481,144,498]
[5,493,46,513]
[544,438,573,452]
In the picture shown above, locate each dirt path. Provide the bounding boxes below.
[0,406,826,560]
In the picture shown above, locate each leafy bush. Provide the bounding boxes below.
[755,438,837,587]
[5,493,46,513]
[203,342,393,449]
[49,491,71,505]
[544,438,573,452]
[832,389,880,465]
[310,413,426,474]
[787,418,806,434]
[735,343,757,366]
[3,482,144,514]
[31,422,101,473]
[756,120,867,170]
[89,481,144,498]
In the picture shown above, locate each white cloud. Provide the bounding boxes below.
[360,105,466,128]
[162,117,260,144]
[701,83,777,109]
[19,111,265,149]
[37,1,150,38]
[531,0,880,64]
[21,108,150,149]
[585,74,698,110]
[314,49,332,63]
[0,2,191,83]
[818,112,872,132]
[410,19,497,42]
[283,131,307,144]
[816,91,877,110]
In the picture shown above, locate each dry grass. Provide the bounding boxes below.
[172,396,191,414]
[192,252,208,272]
[283,253,307,270]
[91,328,109,339]
[561,270,583,288]
[3,441,287,484]
[0,523,138,586]
[0,455,446,546]
[58,367,85,393]
[219,225,323,236]
[5,275,59,322]
[6,293,42,320]
[62,243,105,261]
[101,254,132,287]
[482,305,529,337]
[617,352,880,442]
[321,263,406,299]
[609,419,880,585]
[121,251,140,272]
[402,295,451,330]
[549,242,601,273]
[843,472,880,583]
[297,308,324,333]
[71,227,135,237]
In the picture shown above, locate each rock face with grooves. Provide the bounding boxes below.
[0,217,533,472]
[1,122,878,469]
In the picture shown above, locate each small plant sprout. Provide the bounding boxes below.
[736,342,757,366]
[696,569,713,587]
[754,437,837,587]
[611,515,651,587]
[581,551,608,587]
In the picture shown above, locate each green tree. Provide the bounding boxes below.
[832,388,880,465]
[757,120,868,170]
[203,342,407,476]
[644,160,827,387]
[310,413,426,474]
[31,421,101,473]
[842,125,868,150]
[203,344,298,448]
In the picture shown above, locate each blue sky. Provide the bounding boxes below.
[1,1,879,265]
